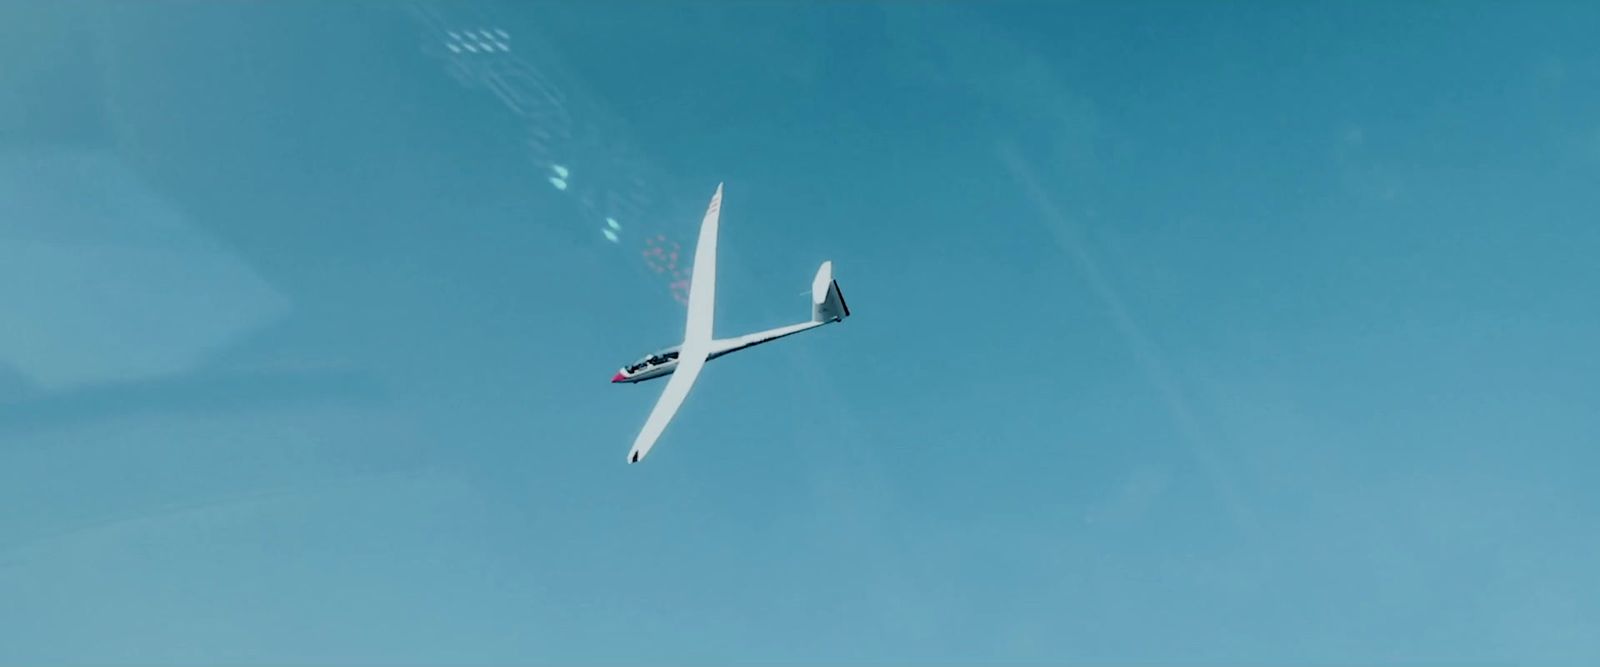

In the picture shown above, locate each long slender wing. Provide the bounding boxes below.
[682,183,721,346]
[626,354,704,464]
[626,184,723,464]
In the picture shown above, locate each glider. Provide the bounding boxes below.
[612,183,851,463]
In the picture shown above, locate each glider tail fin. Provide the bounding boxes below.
[810,261,850,324]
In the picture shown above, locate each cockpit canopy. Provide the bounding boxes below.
[623,346,681,374]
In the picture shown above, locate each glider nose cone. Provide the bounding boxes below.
[611,371,626,383]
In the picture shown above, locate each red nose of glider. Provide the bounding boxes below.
[611,372,626,383]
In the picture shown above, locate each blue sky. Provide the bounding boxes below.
[2,1,1598,664]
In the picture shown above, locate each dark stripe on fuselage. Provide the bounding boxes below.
[835,281,850,318]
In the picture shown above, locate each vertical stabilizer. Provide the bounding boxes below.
[811,261,850,323]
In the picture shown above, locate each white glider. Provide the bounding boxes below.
[613,183,851,463]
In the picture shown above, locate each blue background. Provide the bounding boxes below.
[2,1,1598,664]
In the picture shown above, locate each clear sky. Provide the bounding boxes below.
[2,1,1598,664]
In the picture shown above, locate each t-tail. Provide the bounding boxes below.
[811,260,850,324]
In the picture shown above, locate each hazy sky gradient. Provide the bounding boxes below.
[2,1,1598,664]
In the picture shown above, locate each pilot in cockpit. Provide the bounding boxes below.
[625,350,680,375]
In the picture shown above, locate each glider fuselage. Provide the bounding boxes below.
[610,320,828,384]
